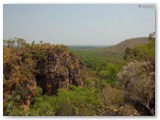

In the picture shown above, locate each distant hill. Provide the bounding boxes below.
[97,37,149,54]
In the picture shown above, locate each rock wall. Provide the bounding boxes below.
[35,46,84,95]
[3,44,85,111]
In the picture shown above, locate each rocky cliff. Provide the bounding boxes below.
[33,45,84,95]
[3,43,85,110]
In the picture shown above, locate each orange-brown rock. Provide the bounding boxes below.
[34,45,84,95]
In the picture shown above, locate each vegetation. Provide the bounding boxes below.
[97,37,148,53]
[3,33,155,116]
[28,86,103,116]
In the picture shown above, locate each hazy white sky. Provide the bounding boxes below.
[3,4,155,45]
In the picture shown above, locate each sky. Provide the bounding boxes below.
[3,4,155,46]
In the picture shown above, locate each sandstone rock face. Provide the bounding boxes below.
[34,45,84,95]
[3,44,84,111]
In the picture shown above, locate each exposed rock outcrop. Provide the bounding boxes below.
[34,45,84,95]
[3,43,85,112]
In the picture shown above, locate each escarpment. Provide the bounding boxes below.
[3,43,85,110]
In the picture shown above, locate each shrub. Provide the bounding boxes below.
[28,86,103,116]
[117,61,155,115]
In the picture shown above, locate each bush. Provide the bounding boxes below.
[34,87,43,97]
[98,63,120,86]
[102,85,124,106]
[28,86,103,116]
[124,40,155,62]
[118,61,155,115]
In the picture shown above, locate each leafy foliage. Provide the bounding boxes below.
[124,40,155,62]
[28,86,103,116]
